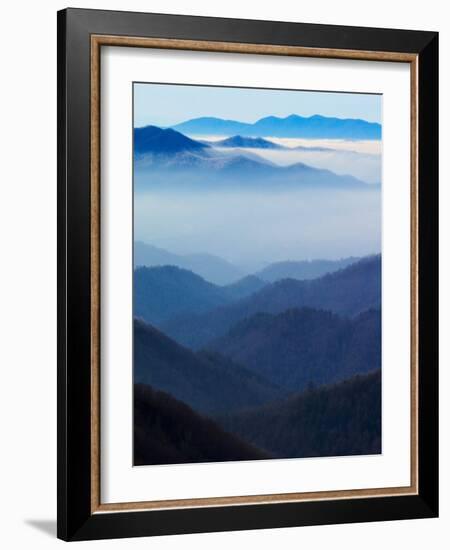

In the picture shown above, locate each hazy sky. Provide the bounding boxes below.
[134,83,382,128]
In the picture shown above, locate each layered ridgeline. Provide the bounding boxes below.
[207,307,381,392]
[134,124,210,156]
[134,266,231,326]
[133,255,382,464]
[134,383,270,465]
[255,256,360,283]
[134,265,265,326]
[135,304,379,413]
[217,370,381,459]
[133,113,382,465]
[134,319,285,415]
[172,114,382,140]
[134,241,360,285]
[204,135,285,149]
[163,255,381,350]
[134,370,381,464]
[133,252,361,326]
[133,125,371,189]
[134,241,245,285]
[203,135,345,152]
[134,370,381,465]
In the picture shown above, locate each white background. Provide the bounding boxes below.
[102,47,411,504]
[0,1,447,548]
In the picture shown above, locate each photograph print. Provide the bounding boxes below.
[132,83,382,467]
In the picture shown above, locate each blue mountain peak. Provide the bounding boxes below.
[171,113,381,139]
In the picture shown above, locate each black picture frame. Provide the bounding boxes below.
[57,7,438,541]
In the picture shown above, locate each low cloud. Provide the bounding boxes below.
[135,187,381,269]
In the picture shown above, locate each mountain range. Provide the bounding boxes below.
[217,370,381,459]
[206,135,336,152]
[132,254,382,465]
[207,307,380,392]
[255,256,360,282]
[133,126,371,189]
[134,265,230,325]
[134,319,285,415]
[134,383,270,465]
[134,265,266,326]
[132,112,382,466]
[134,241,244,285]
[134,369,381,465]
[163,255,381,349]
[135,241,361,285]
[133,313,381,464]
[134,124,209,157]
[206,135,284,149]
[172,114,381,140]
[133,253,366,326]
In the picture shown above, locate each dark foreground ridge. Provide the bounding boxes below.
[134,383,270,466]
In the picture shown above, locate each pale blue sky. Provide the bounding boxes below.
[134,82,382,128]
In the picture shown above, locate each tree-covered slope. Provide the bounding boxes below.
[207,307,381,391]
[163,255,381,349]
[134,265,231,326]
[134,384,270,465]
[217,370,381,459]
[134,319,285,415]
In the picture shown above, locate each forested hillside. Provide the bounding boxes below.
[134,384,270,465]
[207,307,381,391]
[164,255,381,349]
[134,319,285,415]
[218,370,381,459]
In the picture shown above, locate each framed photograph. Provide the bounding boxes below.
[57,8,438,541]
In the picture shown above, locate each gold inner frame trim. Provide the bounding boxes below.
[90,34,419,514]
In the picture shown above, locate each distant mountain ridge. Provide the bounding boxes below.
[133,126,372,189]
[133,248,365,327]
[163,255,381,349]
[172,114,381,140]
[206,135,337,153]
[135,242,361,285]
[256,256,360,282]
[209,135,284,149]
[134,242,244,285]
[223,275,267,300]
[134,125,209,157]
